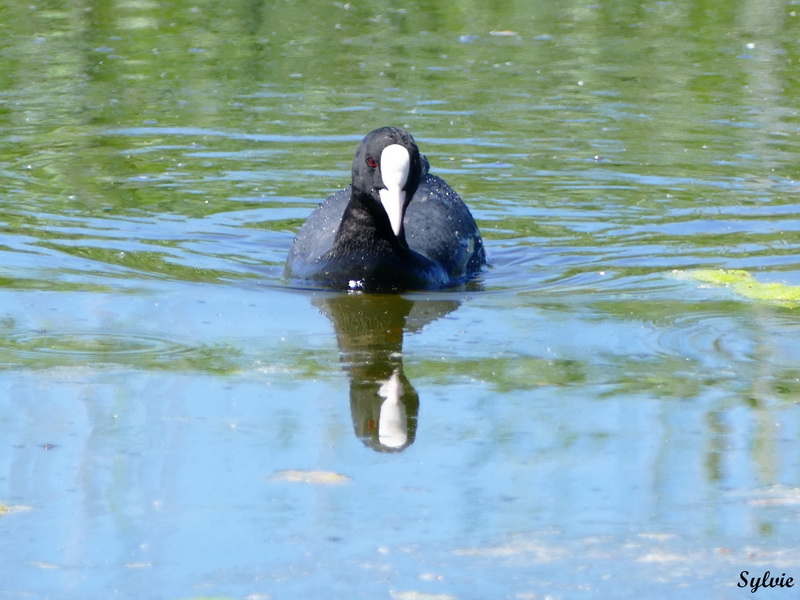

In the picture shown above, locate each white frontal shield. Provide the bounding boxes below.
[378,144,410,237]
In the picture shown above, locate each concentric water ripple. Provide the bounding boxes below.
[653,311,755,366]
[0,330,237,372]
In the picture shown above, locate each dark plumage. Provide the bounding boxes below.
[284,126,485,291]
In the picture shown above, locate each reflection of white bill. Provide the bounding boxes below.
[378,369,408,449]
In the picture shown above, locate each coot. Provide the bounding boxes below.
[284,126,485,291]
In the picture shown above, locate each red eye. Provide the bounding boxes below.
[367,157,378,169]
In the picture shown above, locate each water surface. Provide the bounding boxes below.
[1,0,800,598]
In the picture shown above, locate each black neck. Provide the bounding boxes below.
[332,188,409,256]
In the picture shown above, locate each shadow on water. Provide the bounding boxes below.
[314,292,461,453]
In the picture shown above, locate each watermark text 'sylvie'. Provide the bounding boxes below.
[738,571,794,593]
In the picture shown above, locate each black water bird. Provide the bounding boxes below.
[284,126,485,291]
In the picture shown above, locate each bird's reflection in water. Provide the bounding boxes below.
[314,293,460,453]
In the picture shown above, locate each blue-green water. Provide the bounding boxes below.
[1,0,800,598]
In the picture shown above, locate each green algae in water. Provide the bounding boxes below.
[677,269,800,307]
